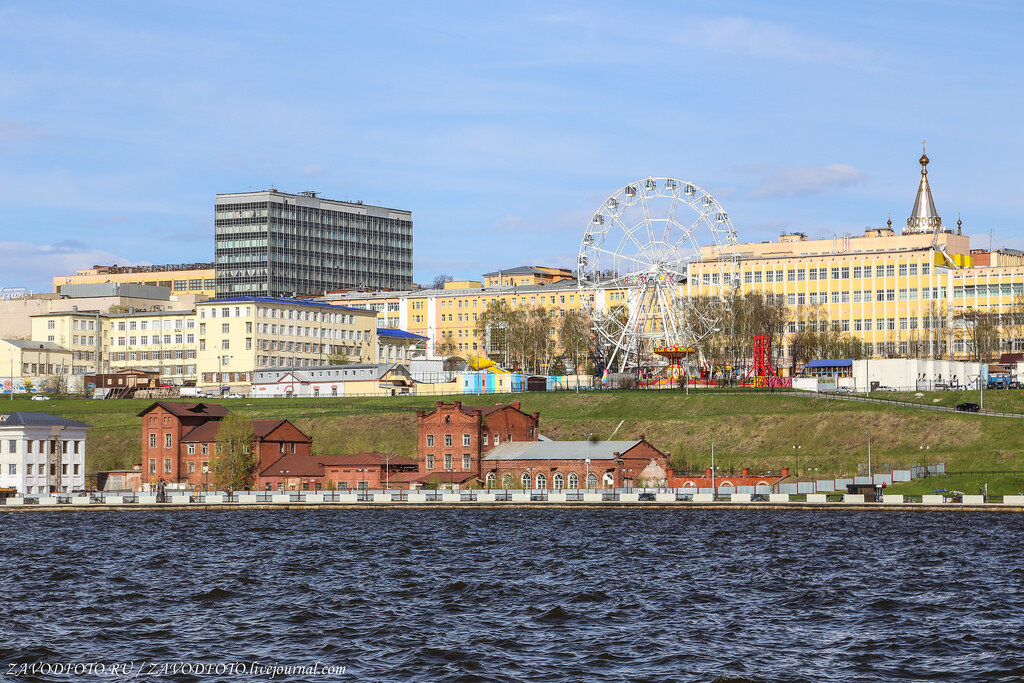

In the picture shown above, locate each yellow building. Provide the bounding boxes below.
[194,297,379,395]
[482,266,575,287]
[0,339,72,380]
[53,263,216,297]
[30,310,105,374]
[105,310,198,382]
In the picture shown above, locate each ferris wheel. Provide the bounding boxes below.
[577,177,741,371]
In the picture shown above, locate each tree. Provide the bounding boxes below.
[326,351,351,365]
[431,274,455,290]
[41,374,69,395]
[213,414,258,491]
[558,309,593,374]
[955,308,1000,362]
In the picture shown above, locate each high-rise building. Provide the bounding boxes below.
[214,190,413,298]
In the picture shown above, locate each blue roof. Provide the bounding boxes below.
[0,413,91,428]
[202,296,370,313]
[377,328,428,340]
[805,359,854,368]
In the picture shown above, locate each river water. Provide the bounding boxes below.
[2,509,1022,681]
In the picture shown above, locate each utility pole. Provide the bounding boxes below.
[710,438,715,500]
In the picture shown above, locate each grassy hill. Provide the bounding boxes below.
[8,389,1024,486]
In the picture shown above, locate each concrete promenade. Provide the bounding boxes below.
[3,491,1023,513]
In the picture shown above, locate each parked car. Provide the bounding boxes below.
[955,402,980,413]
[834,386,854,394]
[30,395,50,401]
[638,492,656,501]
[875,385,897,392]
[1010,381,1024,390]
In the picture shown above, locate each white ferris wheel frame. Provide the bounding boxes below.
[577,176,741,371]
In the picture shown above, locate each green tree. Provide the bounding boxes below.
[213,414,258,491]
[326,351,351,365]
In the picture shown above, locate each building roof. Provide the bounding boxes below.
[804,359,855,368]
[1,339,69,352]
[181,419,308,442]
[137,401,231,418]
[461,404,518,416]
[482,266,572,277]
[482,440,644,462]
[377,328,428,340]
[201,296,374,314]
[254,363,410,381]
[318,453,417,468]
[0,412,91,428]
[260,454,326,478]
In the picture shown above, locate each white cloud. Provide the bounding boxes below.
[0,119,49,143]
[744,163,864,199]
[0,240,141,292]
[674,16,870,65]
[301,164,324,176]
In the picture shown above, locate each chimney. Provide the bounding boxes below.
[512,401,521,410]
[532,412,539,420]
[454,400,462,407]
[706,467,713,478]
[638,433,645,441]
[741,467,749,477]
[781,467,790,477]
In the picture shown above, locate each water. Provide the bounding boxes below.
[3,510,1023,681]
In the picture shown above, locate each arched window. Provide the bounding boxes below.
[536,473,547,489]
[502,474,514,489]
[485,473,496,489]
[553,473,564,489]
[521,472,532,489]
[586,473,598,489]
[567,472,579,489]
[602,472,615,487]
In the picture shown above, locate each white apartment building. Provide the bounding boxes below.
[0,412,91,494]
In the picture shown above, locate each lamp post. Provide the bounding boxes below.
[710,437,715,500]
[919,445,930,478]
[385,453,391,491]
[584,432,593,489]
[792,445,801,479]
[863,430,871,481]
[575,338,582,393]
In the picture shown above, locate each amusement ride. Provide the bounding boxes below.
[577,177,742,383]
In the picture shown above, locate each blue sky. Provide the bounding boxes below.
[1,0,1021,291]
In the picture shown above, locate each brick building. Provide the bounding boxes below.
[260,452,418,491]
[137,401,311,489]
[411,401,670,489]
[416,401,540,484]
[481,438,670,489]
[667,467,788,490]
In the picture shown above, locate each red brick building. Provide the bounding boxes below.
[138,402,311,489]
[481,438,670,489]
[410,401,671,489]
[667,467,789,489]
[260,453,419,491]
[415,401,540,483]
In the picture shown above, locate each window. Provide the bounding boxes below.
[187,462,195,473]
[567,473,579,489]
[444,454,452,469]
[187,444,195,454]
[521,472,532,488]
[163,458,172,473]
[586,473,598,489]
[536,473,547,489]
[426,454,435,469]
[553,473,564,489]
[486,473,496,488]
[462,454,471,470]
[164,434,172,449]
[149,459,156,474]
[899,264,908,276]
[909,264,918,276]
[493,433,499,445]
[462,434,471,447]
[8,439,16,453]
[201,444,209,455]
[482,433,488,446]
[444,434,452,448]
[426,435,434,447]
[7,463,15,475]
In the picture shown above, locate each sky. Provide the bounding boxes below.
[1,0,1022,292]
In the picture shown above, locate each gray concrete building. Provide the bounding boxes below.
[214,189,413,298]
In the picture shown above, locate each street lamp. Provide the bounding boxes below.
[863,430,871,481]
[919,445,930,478]
[575,338,583,393]
[792,445,801,478]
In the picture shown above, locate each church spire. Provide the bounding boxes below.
[905,141,943,234]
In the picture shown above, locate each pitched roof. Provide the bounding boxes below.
[260,454,325,478]
[137,401,230,418]
[482,440,644,462]
[180,421,221,442]
[202,296,371,314]
[181,419,309,442]
[1,339,69,352]
[0,412,91,428]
